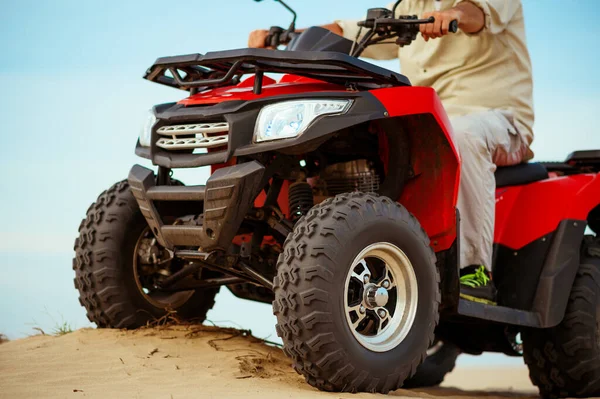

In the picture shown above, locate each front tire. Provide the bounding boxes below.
[73,180,219,329]
[522,236,600,398]
[273,193,440,393]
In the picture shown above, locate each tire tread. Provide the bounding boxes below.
[522,236,600,398]
[273,192,440,393]
[73,180,217,328]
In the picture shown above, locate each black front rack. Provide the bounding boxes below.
[144,48,410,94]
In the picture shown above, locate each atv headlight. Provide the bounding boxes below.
[139,110,157,147]
[254,99,352,143]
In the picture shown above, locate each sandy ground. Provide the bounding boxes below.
[0,325,538,399]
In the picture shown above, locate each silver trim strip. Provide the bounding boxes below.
[157,122,229,135]
[156,135,228,150]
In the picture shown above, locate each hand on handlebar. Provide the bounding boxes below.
[248,29,273,49]
[420,9,461,41]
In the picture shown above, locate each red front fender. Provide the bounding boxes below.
[371,87,461,251]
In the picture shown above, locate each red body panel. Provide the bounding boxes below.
[370,87,461,251]
[179,75,346,106]
[204,79,600,254]
[495,173,600,249]
[203,79,463,251]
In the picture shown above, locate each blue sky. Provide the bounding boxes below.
[0,0,599,367]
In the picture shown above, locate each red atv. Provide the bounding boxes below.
[73,1,600,397]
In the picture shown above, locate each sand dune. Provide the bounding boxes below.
[0,325,537,399]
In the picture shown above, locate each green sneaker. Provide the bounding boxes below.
[459,265,497,305]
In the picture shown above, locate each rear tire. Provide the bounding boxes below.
[402,340,460,388]
[273,193,440,393]
[73,180,219,329]
[522,236,600,398]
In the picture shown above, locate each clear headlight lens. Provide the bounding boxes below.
[139,110,157,147]
[254,99,352,143]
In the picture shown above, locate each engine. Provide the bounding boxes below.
[315,159,381,196]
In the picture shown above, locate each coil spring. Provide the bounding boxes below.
[288,182,314,221]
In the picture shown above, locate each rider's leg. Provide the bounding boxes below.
[451,110,530,301]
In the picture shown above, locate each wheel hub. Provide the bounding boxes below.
[133,227,194,308]
[137,238,161,265]
[344,242,418,353]
[365,285,389,308]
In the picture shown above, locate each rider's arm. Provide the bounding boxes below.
[420,2,485,40]
[248,23,359,50]
[420,0,521,40]
[319,23,343,36]
[454,0,522,34]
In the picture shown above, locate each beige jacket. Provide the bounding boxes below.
[336,0,534,148]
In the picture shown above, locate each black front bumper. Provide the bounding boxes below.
[128,161,265,251]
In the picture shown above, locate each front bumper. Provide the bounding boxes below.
[128,161,264,251]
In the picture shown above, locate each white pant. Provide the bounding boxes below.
[451,110,531,270]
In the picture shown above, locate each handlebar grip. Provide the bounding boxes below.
[266,34,278,48]
[265,26,284,48]
[278,31,294,46]
[428,17,458,33]
[449,20,458,33]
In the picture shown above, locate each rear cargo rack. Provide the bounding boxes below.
[566,150,600,170]
[144,48,410,93]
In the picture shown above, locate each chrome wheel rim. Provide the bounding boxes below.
[344,242,418,352]
[133,227,193,309]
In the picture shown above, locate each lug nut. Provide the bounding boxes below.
[363,274,370,283]
[382,280,390,289]
[378,309,387,318]
[359,305,366,314]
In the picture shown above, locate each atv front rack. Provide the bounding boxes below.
[144,48,410,93]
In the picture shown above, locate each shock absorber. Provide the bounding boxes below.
[288,181,314,221]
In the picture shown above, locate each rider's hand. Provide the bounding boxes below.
[248,30,270,48]
[420,9,463,41]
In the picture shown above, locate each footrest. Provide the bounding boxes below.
[457,299,542,327]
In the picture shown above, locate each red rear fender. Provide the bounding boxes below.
[495,173,600,249]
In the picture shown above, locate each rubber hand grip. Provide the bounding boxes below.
[449,20,458,33]
[266,34,278,48]
[266,26,284,48]
[264,35,272,47]
[428,17,458,33]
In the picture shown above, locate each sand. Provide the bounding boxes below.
[0,325,538,399]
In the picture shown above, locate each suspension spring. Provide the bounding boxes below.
[288,181,314,221]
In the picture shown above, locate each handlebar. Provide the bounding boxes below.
[264,15,458,52]
[351,14,458,57]
[265,26,300,48]
[359,15,458,33]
